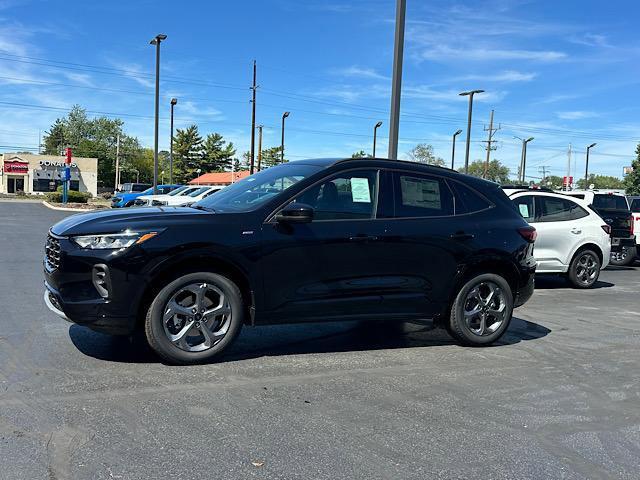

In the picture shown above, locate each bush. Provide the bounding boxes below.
[46,188,92,204]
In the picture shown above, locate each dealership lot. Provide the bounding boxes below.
[1,202,640,479]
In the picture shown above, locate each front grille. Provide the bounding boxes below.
[45,234,61,270]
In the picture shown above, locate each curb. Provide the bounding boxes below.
[41,201,102,212]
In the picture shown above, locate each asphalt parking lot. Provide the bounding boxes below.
[1,201,639,480]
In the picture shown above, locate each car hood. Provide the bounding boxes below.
[50,206,211,236]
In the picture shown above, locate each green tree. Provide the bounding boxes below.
[542,175,565,189]
[202,133,236,172]
[576,174,624,190]
[351,150,370,158]
[172,124,204,182]
[260,146,286,168]
[407,144,445,166]
[463,159,510,184]
[624,144,640,195]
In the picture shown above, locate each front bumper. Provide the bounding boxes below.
[44,289,72,322]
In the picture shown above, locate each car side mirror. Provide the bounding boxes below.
[275,203,314,223]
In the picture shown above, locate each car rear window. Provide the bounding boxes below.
[448,180,492,214]
[593,194,628,210]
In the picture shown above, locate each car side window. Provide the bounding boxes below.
[537,197,586,222]
[294,170,378,221]
[512,195,535,222]
[631,199,640,212]
[392,172,454,218]
[448,180,492,214]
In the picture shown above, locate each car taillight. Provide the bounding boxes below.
[601,225,611,235]
[518,226,537,243]
[630,215,635,235]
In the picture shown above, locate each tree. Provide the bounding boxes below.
[576,174,624,190]
[172,124,204,182]
[201,133,236,172]
[260,146,286,168]
[407,144,445,166]
[351,150,370,158]
[463,159,510,184]
[543,175,565,189]
[624,144,640,195]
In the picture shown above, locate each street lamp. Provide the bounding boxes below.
[150,33,167,195]
[373,121,383,158]
[585,142,597,190]
[515,136,534,183]
[281,111,290,163]
[169,97,177,185]
[459,89,484,173]
[451,129,463,170]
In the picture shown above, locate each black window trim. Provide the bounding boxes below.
[265,167,381,224]
[534,194,589,223]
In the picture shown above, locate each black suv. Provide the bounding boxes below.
[44,159,536,364]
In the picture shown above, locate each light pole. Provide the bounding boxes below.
[388,0,406,160]
[281,111,290,163]
[451,129,462,170]
[585,142,597,189]
[373,121,383,158]
[459,89,484,173]
[515,136,534,183]
[150,33,167,195]
[169,97,177,185]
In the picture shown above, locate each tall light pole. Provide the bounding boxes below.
[459,89,484,173]
[388,0,406,160]
[373,121,383,158]
[281,111,290,163]
[451,129,462,170]
[169,98,177,185]
[585,142,597,189]
[515,136,534,183]
[257,125,263,171]
[150,33,167,195]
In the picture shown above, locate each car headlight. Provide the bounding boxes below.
[71,231,159,249]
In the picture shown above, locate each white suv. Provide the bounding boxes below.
[505,189,611,288]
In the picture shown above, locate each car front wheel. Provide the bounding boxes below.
[448,273,513,346]
[145,272,244,365]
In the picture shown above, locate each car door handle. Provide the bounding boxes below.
[349,235,379,242]
[571,228,582,234]
[450,232,475,240]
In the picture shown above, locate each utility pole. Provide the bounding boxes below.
[387,0,406,160]
[566,143,572,191]
[38,130,41,154]
[538,165,551,185]
[114,134,120,190]
[249,60,257,174]
[257,125,263,171]
[482,110,500,178]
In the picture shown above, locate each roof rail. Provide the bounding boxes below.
[501,185,555,192]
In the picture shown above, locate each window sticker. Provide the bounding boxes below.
[401,177,441,209]
[518,204,530,217]
[350,178,371,203]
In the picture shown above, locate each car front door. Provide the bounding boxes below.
[259,168,394,323]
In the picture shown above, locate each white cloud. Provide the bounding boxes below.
[556,111,598,120]
[111,62,154,88]
[569,33,611,48]
[459,70,537,83]
[332,66,388,81]
[63,72,94,87]
[418,45,566,62]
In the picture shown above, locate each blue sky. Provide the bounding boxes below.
[0,0,639,180]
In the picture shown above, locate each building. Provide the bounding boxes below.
[1,153,98,196]
[189,170,251,186]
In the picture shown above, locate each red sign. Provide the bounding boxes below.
[563,176,573,186]
[65,147,73,165]
[3,161,29,174]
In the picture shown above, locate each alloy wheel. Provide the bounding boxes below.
[463,281,507,337]
[162,282,232,352]
[575,252,598,286]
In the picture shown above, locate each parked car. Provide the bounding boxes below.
[44,158,536,364]
[505,188,611,288]
[564,191,635,266]
[133,185,200,206]
[627,196,640,259]
[167,186,224,206]
[111,184,179,208]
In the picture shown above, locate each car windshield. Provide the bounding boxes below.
[593,194,628,210]
[188,187,210,197]
[167,186,189,196]
[194,163,322,212]
[139,187,154,194]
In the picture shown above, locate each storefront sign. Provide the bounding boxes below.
[3,161,29,174]
[39,160,78,168]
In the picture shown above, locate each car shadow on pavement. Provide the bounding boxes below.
[534,274,614,290]
[68,316,550,365]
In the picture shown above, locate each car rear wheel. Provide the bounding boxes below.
[448,273,513,346]
[609,246,636,267]
[568,249,601,288]
[145,272,244,365]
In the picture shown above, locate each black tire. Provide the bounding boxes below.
[448,273,513,346]
[144,272,244,365]
[609,246,636,267]
[568,249,601,288]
